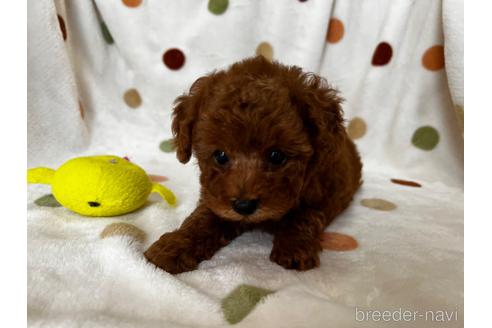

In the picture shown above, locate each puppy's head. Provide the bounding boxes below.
[172,56,344,222]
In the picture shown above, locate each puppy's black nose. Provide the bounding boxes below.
[88,201,100,207]
[232,199,258,216]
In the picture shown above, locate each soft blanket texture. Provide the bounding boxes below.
[27,0,463,327]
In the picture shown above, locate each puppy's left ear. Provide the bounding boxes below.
[293,73,346,155]
[171,77,210,163]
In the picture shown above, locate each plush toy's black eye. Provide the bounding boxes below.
[267,150,287,166]
[88,201,100,207]
[213,150,229,165]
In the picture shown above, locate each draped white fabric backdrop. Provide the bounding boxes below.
[27,0,463,327]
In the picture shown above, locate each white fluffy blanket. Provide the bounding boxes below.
[27,0,463,327]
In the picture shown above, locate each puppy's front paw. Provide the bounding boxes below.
[144,232,198,274]
[270,243,320,271]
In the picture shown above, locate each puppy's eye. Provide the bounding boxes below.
[267,150,287,166]
[213,150,229,165]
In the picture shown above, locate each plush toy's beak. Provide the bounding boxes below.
[151,183,177,206]
[27,167,55,185]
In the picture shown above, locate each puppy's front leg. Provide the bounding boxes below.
[144,205,242,274]
[269,209,324,271]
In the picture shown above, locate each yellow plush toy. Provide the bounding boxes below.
[27,155,176,217]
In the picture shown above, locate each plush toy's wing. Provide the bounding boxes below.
[27,167,55,185]
[151,183,177,206]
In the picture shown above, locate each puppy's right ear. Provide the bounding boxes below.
[171,77,209,163]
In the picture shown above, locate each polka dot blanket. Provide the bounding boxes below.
[27,0,463,327]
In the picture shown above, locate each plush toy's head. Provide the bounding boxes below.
[27,155,176,217]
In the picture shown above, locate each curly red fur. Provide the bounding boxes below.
[145,56,362,273]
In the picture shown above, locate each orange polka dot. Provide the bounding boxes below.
[422,45,445,71]
[326,18,344,43]
[148,174,168,182]
[122,0,142,7]
[320,232,358,251]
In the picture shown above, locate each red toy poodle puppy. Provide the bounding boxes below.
[145,56,362,273]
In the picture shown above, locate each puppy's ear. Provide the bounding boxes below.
[171,77,210,163]
[292,73,345,156]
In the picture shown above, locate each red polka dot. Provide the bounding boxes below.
[163,48,186,70]
[326,18,344,43]
[372,42,393,66]
[57,15,67,41]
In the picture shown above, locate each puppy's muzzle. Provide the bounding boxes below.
[232,199,258,216]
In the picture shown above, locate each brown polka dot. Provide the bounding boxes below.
[422,45,445,71]
[256,42,273,62]
[321,232,358,251]
[148,174,169,182]
[122,0,142,8]
[100,223,146,243]
[57,15,67,41]
[391,178,422,188]
[361,198,396,211]
[326,18,344,43]
[371,42,393,66]
[123,88,142,108]
[163,48,186,70]
[347,117,367,139]
[78,101,85,119]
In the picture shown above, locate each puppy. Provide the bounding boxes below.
[145,56,362,273]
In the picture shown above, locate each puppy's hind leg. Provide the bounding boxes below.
[269,208,325,271]
[144,205,243,274]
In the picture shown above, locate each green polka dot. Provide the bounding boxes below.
[35,194,61,207]
[222,285,274,324]
[101,22,114,44]
[208,0,228,15]
[412,126,439,151]
[159,139,175,152]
